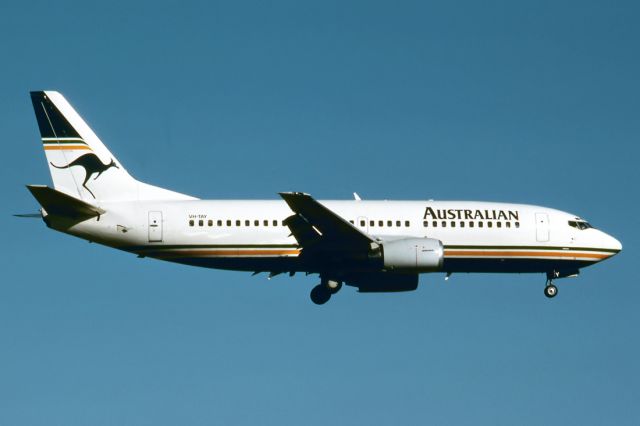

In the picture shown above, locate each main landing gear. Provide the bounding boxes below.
[310,278,342,305]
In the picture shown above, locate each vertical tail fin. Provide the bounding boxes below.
[30,91,194,202]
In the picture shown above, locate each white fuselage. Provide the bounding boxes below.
[51,199,621,276]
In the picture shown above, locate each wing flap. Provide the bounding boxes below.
[283,214,322,248]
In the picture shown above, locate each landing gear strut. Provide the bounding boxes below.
[544,270,565,299]
[310,278,342,305]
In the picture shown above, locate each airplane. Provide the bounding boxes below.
[23,91,622,304]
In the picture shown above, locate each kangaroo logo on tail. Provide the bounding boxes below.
[51,153,119,198]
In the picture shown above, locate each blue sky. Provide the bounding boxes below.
[1,1,638,424]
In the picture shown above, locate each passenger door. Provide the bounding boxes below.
[535,212,549,242]
[148,211,163,242]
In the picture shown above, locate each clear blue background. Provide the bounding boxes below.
[1,1,637,424]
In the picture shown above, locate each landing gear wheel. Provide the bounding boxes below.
[327,280,342,295]
[544,284,558,298]
[310,284,331,305]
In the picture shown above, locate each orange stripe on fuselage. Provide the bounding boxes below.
[444,250,610,259]
[149,248,608,260]
[154,249,301,258]
[44,145,91,151]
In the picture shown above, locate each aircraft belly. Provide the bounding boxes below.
[166,256,304,272]
[441,242,611,272]
[442,258,595,273]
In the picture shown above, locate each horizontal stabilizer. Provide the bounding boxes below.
[26,185,105,218]
[13,213,42,218]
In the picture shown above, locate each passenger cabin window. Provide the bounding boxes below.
[423,221,429,227]
[497,222,502,228]
[487,222,492,228]
[189,219,194,227]
[405,221,410,227]
[370,220,374,227]
[433,221,437,227]
[360,220,365,227]
[379,220,383,227]
[273,220,278,226]
[208,220,213,226]
[217,220,222,226]
[469,221,474,228]
[236,220,241,226]
[387,220,392,227]
[198,219,203,226]
[264,220,269,226]
[396,220,401,227]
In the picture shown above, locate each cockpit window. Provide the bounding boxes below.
[568,220,593,230]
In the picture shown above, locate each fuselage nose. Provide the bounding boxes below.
[606,234,622,253]
[597,230,622,258]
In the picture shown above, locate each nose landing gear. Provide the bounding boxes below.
[544,270,561,298]
[310,278,342,305]
[543,270,577,299]
[544,281,558,298]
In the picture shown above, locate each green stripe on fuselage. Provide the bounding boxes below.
[42,138,87,145]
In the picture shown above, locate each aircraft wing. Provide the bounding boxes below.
[279,192,375,251]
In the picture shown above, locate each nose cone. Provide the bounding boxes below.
[608,235,622,253]
[601,232,622,258]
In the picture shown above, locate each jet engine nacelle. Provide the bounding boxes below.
[382,238,444,272]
